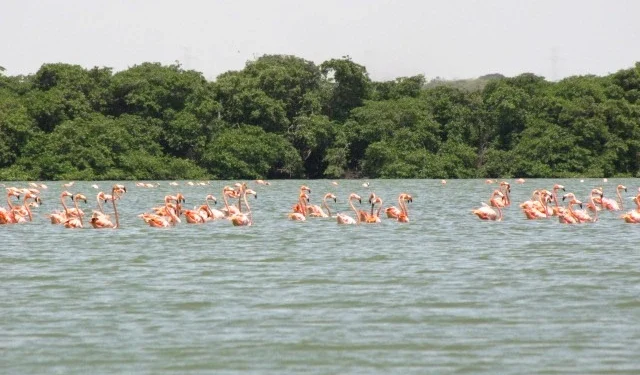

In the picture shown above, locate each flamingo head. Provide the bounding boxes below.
[553,184,565,192]
[368,192,376,204]
[206,195,217,204]
[350,193,362,204]
[113,184,127,194]
[403,193,413,203]
[245,189,257,199]
[618,184,627,192]
[325,193,337,203]
[300,185,311,193]
[74,194,88,204]
[61,191,74,199]
[500,181,511,192]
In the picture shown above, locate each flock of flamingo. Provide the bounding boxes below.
[0,181,414,229]
[4,178,640,229]
[472,181,640,223]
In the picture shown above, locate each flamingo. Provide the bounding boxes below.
[558,196,583,224]
[337,193,362,225]
[600,184,626,211]
[308,193,337,218]
[46,191,75,224]
[385,193,412,219]
[396,193,413,223]
[550,184,565,215]
[0,188,21,224]
[90,185,124,229]
[562,190,601,222]
[64,194,88,228]
[289,192,309,221]
[473,190,505,221]
[621,194,640,223]
[197,195,225,220]
[364,196,383,223]
[12,190,41,223]
[491,181,511,208]
[220,186,241,217]
[230,187,257,226]
[140,201,181,228]
[520,190,552,219]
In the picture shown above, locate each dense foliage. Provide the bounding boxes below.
[1,56,640,180]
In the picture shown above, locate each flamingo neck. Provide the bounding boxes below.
[590,194,598,222]
[243,192,253,225]
[74,199,83,227]
[24,196,33,222]
[322,196,331,217]
[349,197,360,224]
[617,188,623,210]
[493,199,502,220]
[298,194,307,217]
[61,195,70,215]
[375,200,384,217]
[112,190,119,229]
[552,188,559,208]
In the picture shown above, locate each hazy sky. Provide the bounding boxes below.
[1,0,639,81]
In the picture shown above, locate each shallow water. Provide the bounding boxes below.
[2,178,640,374]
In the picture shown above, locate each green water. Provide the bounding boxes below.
[2,179,640,374]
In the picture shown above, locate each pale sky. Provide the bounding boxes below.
[1,0,639,82]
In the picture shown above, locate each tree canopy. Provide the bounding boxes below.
[2,56,640,180]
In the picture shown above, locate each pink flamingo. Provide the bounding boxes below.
[230,187,257,226]
[337,193,362,225]
[558,196,582,224]
[473,190,505,221]
[385,193,412,219]
[90,185,124,229]
[64,194,88,228]
[600,184,626,211]
[307,193,337,218]
[1,188,24,224]
[364,196,383,223]
[289,192,309,221]
[621,194,640,223]
[491,181,511,208]
[550,184,566,216]
[46,191,75,224]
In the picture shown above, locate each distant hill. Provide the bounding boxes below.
[425,73,506,91]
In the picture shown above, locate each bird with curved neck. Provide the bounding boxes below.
[0,188,22,224]
[64,194,88,228]
[396,193,413,223]
[231,186,257,226]
[289,192,309,221]
[309,193,337,218]
[473,190,505,221]
[600,184,627,211]
[91,185,125,229]
[337,193,362,225]
[385,193,412,219]
[491,181,511,208]
[621,193,640,223]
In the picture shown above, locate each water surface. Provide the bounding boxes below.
[2,179,640,374]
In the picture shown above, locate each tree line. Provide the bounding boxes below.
[1,55,639,180]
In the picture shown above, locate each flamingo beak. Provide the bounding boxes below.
[562,196,566,201]
[562,187,566,191]
[333,198,337,203]
[358,199,362,204]
[579,203,583,209]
